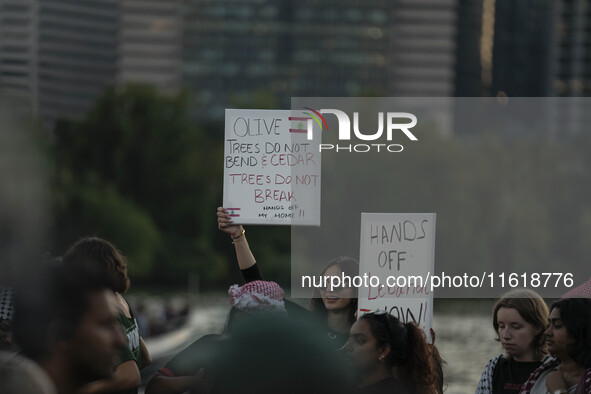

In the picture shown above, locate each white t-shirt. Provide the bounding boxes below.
[529,368,577,394]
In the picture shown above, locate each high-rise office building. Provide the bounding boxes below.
[480,0,591,135]
[0,0,38,110]
[551,0,591,97]
[388,0,458,96]
[183,1,394,119]
[183,0,460,119]
[36,0,119,124]
[547,0,591,136]
[12,0,586,127]
[0,0,183,126]
[490,0,554,97]
[182,0,291,119]
[117,0,182,91]
[454,0,484,96]
[472,0,591,99]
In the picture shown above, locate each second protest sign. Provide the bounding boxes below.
[357,212,436,341]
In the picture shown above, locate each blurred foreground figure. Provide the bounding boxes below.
[9,264,126,394]
[203,315,353,394]
[147,281,352,394]
[146,280,290,394]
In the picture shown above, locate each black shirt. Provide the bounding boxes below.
[241,264,264,282]
[492,357,542,393]
[326,327,349,349]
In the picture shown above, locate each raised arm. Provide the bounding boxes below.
[217,207,257,272]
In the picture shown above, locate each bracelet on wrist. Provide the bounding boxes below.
[232,229,245,240]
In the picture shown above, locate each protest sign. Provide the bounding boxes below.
[357,213,436,341]
[223,109,321,225]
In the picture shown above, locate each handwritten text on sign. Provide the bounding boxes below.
[358,213,436,341]
[223,109,321,225]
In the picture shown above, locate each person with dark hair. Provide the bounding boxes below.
[476,289,550,394]
[345,311,438,394]
[309,256,359,347]
[62,237,151,394]
[145,280,289,394]
[217,207,358,348]
[520,298,591,394]
[11,264,126,394]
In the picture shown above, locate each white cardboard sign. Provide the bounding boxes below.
[223,109,321,225]
[358,213,436,341]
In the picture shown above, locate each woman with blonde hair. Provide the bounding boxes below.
[476,289,550,394]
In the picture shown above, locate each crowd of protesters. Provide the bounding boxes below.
[0,208,589,393]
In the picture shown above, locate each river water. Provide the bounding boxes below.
[432,300,500,394]
[140,296,501,394]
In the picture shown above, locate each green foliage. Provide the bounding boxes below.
[51,84,231,286]
[61,179,161,277]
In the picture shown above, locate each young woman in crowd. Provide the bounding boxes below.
[309,256,359,348]
[345,311,438,394]
[476,289,550,394]
[520,297,591,394]
[62,237,151,394]
[217,206,357,348]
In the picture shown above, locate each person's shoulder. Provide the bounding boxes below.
[485,354,504,367]
[482,354,504,376]
[114,293,132,318]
